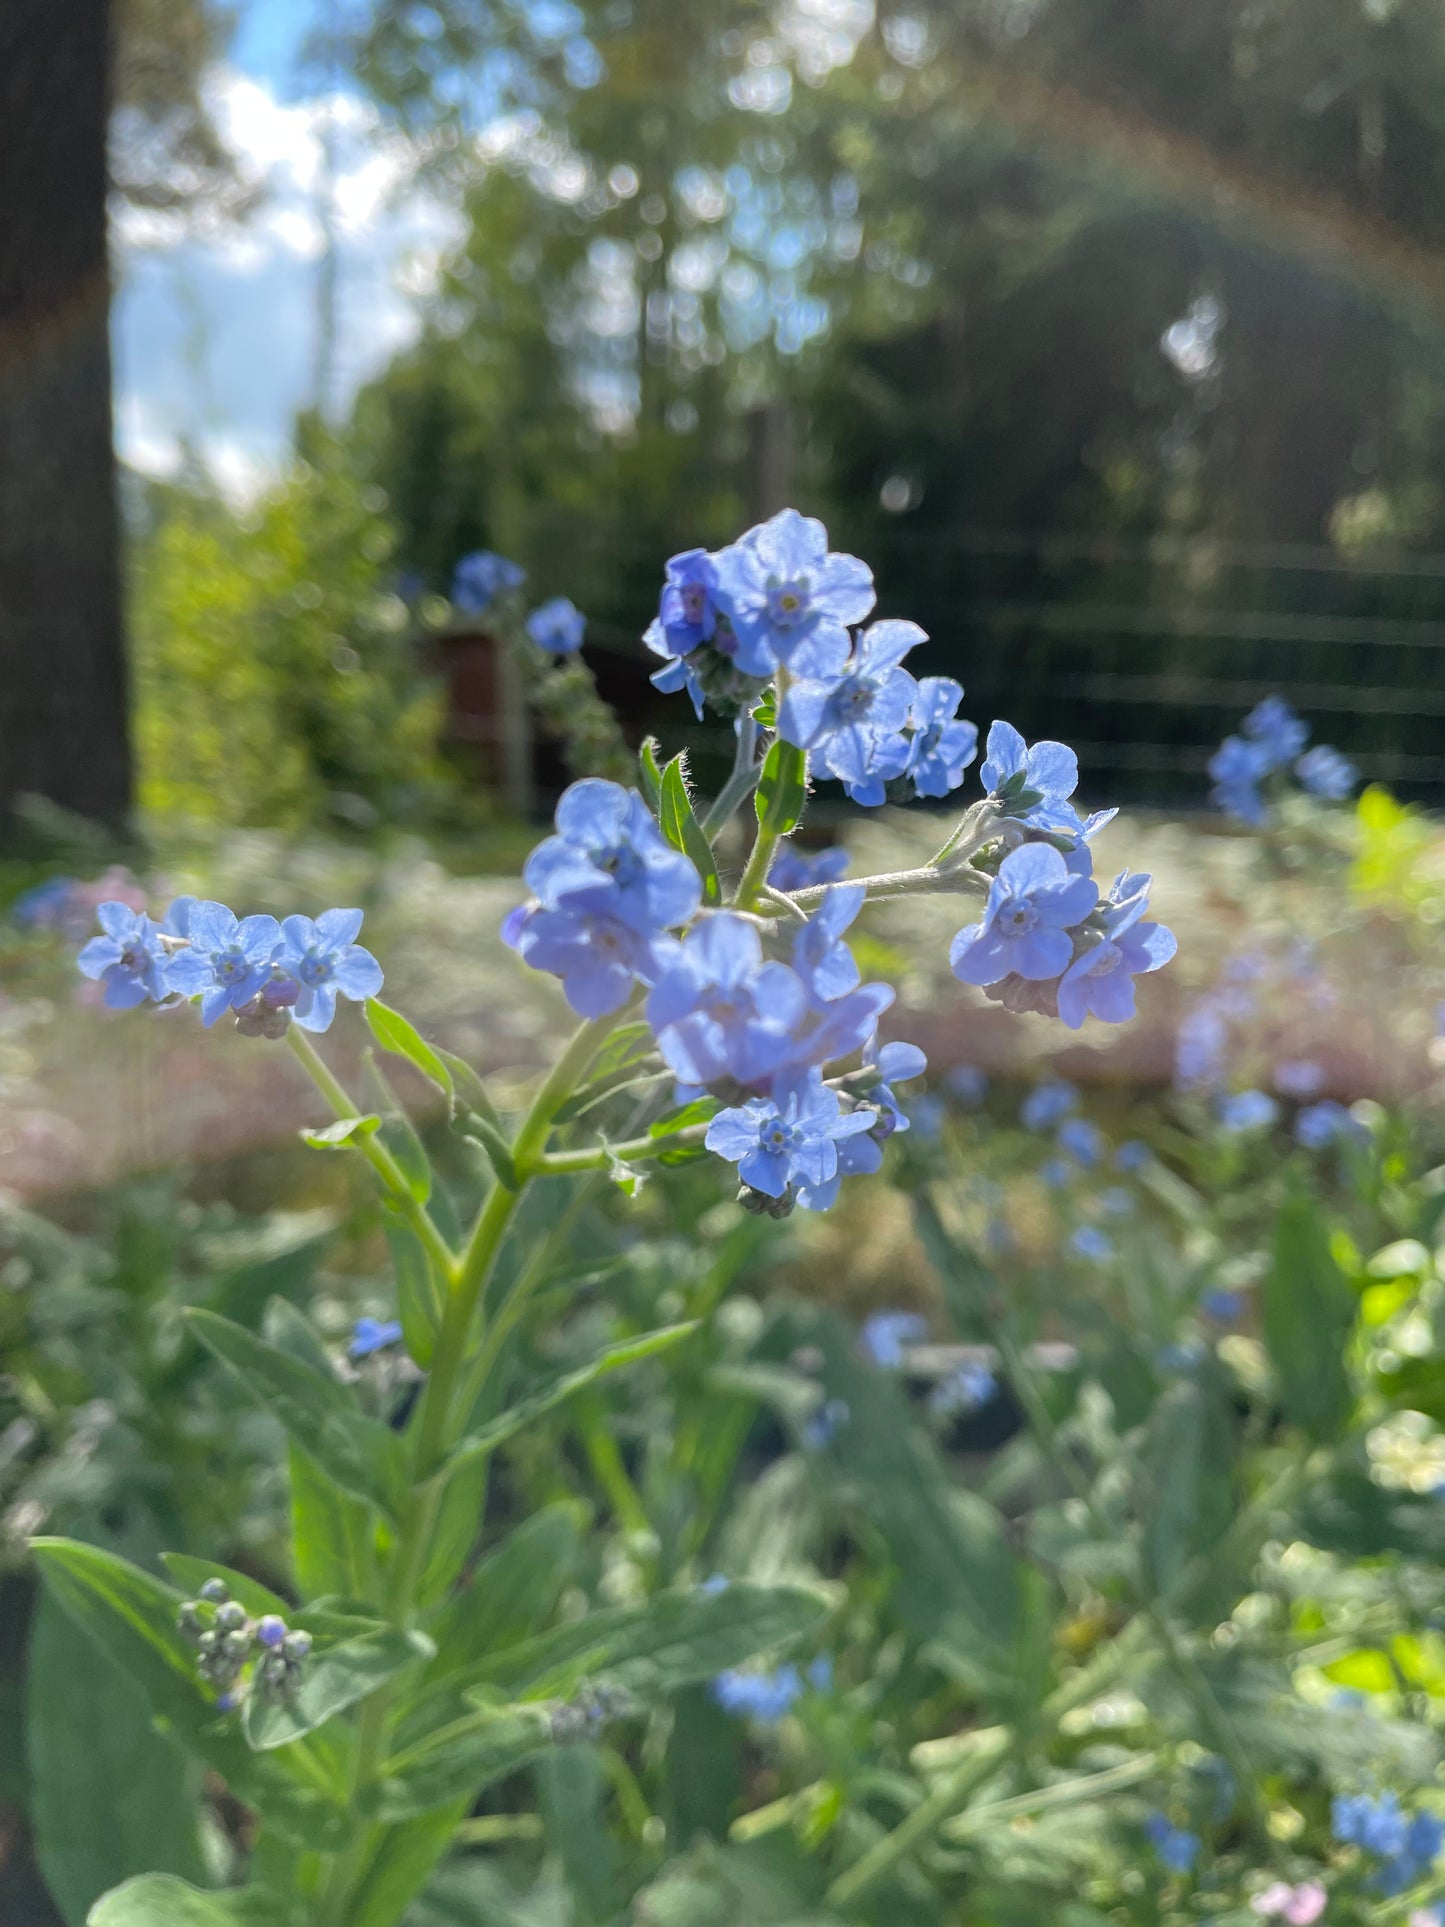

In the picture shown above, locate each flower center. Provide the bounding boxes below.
[827,676,875,724]
[591,842,642,886]
[1001,896,1038,936]
[298,948,334,987]
[767,577,811,627]
[119,946,145,973]
[215,949,248,985]
[680,583,707,624]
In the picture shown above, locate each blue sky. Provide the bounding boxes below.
[112,0,460,495]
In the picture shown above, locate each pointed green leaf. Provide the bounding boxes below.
[659,754,721,905]
[160,1557,291,1623]
[1262,1190,1358,1441]
[290,1444,378,1603]
[372,1709,555,1822]
[347,1804,469,1927]
[754,738,807,837]
[300,1116,381,1150]
[189,1307,405,1515]
[442,1325,699,1478]
[454,1109,519,1192]
[362,1051,432,1205]
[87,1876,282,1927]
[366,999,455,1098]
[385,1221,442,1369]
[243,1627,434,1751]
[638,736,664,813]
[434,1046,503,1128]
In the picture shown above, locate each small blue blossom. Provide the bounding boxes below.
[647,913,806,1090]
[524,780,701,935]
[504,903,675,1017]
[949,844,1097,988]
[13,877,77,931]
[705,1070,875,1201]
[1040,1156,1073,1189]
[1020,1081,1078,1131]
[273,910,384,1034]
[944,1064,988,1106]
[166,901,283,1027]
[1296,743,1358,800]
[856,1034,928,1137]
[1202,1288,1243,1321]
[712,1664,805,1723]
[779,620,923,807]
[1295,1100,1366,1150]
[451,550,526,613]
[1209,735,1272,824]
[803,1396,850,1449]
[1115,1140,1152,1172]
[1274,1059,1326,1099]
[1056,902,1177,1030]
[980,721,1083,838]
[1176,1001,1230,1090]
[791,883,866,1003]
[645,548,726,657]
[1068,1226,1113,1263]
[526,596,586,655]
[1158,1338,1207,1374]
[904,676,979,799]
[1217,1089,1279,1134]
[929,1360,997,1416]
[1144,1812,1200,1875]
[1057,1117,1106,1167]
[770,841,849,892]
[351,1317,404,1359]
[1243,695,1309,769]
[76,903,175,1008]
[713,508,875,672]
[860,1310,928,1368]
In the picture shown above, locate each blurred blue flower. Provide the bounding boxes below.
[1209,735,1272,824]
[1068,1226,1113,1264]
[1021,1081,1078,1130]
[1115,1140,1152,1172]
[1296,743,1358,800]
[504,902,675,1017]
[713,508,875,672]
[1098,1186,1135,1218]
[945,1064,988,1107]
[526,596,586,654]
[1202,1288,1243,1322]
[1144,1811,1200,1874]
[524,780,701,935]
[1242,695,1309,770]
[1274,1059,1326,1099]
[803,1397,850,1449]
[647,913,804,1089]
[790,883,866,1003]
[950,845,1097,988]
[905,676,979,799]
[1057,1118,1106,1167]
[274,910,384,1034]
[770,842,850,892]
[77,904,175,1009]
[1176,1003,1229,1089]
[1040,1157,1073,1189]
[1218,1089,1279,1134]
[860,1310,928,1368]
[451,550,526,613]
[713,1664,805,1723]
[705,1070,874,1201]
[645,547,725,657]
[350,1317,404,1359]
[1295,1100,1366,1150]
[929,1360,997,1417]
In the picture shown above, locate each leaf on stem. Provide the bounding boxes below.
[300,1116,381,1150]
[385,1220,443,1368]
[754,738,807,837]
[243,1626,434,1752]
[87,1875,285,1927]
[659,754,721,905]
[637,736,665,813]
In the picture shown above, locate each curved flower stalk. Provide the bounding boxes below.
[52,508,1177,1927]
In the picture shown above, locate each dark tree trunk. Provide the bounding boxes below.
[0,0,131,836]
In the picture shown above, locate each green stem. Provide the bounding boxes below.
[286,1027,458,1288]
[759,862,991,917]
[528,1124,708,1175]
[703,717,761,837]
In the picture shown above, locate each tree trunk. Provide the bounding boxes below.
[0,0,131,836]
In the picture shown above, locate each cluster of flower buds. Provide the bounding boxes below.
[177,1577,312,1711]
[548,1679,631,1744]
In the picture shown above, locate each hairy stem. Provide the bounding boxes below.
[703,716,761,837]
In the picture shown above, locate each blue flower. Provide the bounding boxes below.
[1040,1157,1073,1189]
[646,649,706,719]
[791,883,866,1003]
[526,596,586,655]
[76,903,174,1008]
[1068,1226,1113,1264]
[524,780,701,935]
[647,913,806,1089]
[860,1310,928,1368]
[1056,1117,1106,1167]
[1217,1089,1278,1134]
[1115,1139,1151,1172]
[949,844,1097,988]
[713,508,876,672]
[857,1035,928,1138]
[274,910,384,1033]
[505,902,676,1017]
[704,1069,875,1200]
[980,721,1083,837]
[905,677,979,799]
[713,1660,824,1723]
[350,1317,404,1359]
[646,548,726,657]
[1274,1059,1325,1099]
[1176,1002,1230,1089]
[12,877,76,930]
[945,1064,988,1106]
[1020,1080,1077,1130]
[1144,1812,1200,1875]
[929,1360,997,1416]
[803,1396,850,1449]
[1295,1100,1366,1150]
[166,901,283,1027]
[1202,1288,1243,1322]
[779,620,922,807]
[1209,735,1272,823]
[1056,918,1177,1030]
[1297,743,1357,800]
[770,841,850,892]
[1242,695,1309,769]
[451,550,526,613]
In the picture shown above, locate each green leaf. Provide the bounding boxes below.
[28,1592,207,1926]
[1140,1378,1236,1596]
[32,1540,348,1849]
[87,1876,281,1927]
[373,1707,556,1821]
[454,1108,519,1192]
[751,693,777,727]
[650,1098,719,1138]
[556,1022,660,1120]
[427,1504,587,1682]
[385,1221,442,1369]
[470,1581,829,1705]
[160,1557,291,1623]
[362,1051,433,1205]
[434,1046,503,1128]
[754,738,807,837]
[638,736,664,813]
[243,1627,434,1751]
[442,1325,699,1477]
[300,1116,381,1150]
[347,1804,469,1927]
[290,1444,377,1603]
[659,754,721,905]
[366,999,455,1097]
[189,1307,405,1515]
[1261,1190,1358,1441]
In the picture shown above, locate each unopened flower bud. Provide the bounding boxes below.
[282,1629,313,1662]
[214,1600,247,1633]
[256,1615,287,1650]
[199,1578,228,1604]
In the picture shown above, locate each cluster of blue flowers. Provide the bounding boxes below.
[713,1654,832,1724]
[1145,1810,1200,1875]
[76,898,381,1036]
[1332,1792,1444,1896]
[450,548,586,656]
[1209,695,1358,824]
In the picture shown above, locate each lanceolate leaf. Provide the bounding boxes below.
[659,754,722,905]
[189,1307,406,1515]
[754,737,808,837]
[371,1708,556,1822]
[244,1627,434,1752]
[385,1220,442,1369]
[300,1116,381,1150]
[441,1325,699,1479]
[87,1875,286,1927]
[638,736,665,813]
[365,1000,455,1099]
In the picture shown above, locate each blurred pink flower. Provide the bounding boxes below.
[1252,1882,1326,1924]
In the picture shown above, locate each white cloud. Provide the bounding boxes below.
[111,65,466,488]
